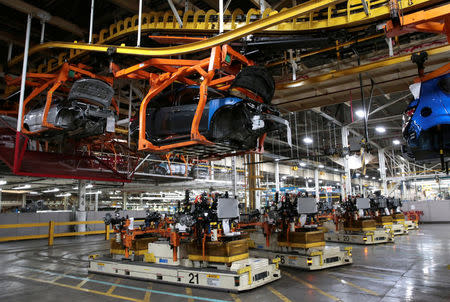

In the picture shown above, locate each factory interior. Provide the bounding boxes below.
[0,0,449,301]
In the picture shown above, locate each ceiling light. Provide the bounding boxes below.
[43,188,59,193]
[56,193,71,197]
[303,137,313,144]
[308,179,313,182]
[318,164,324,169]
[13,184,31,190]
[86,184,93,189]
[29,191,39,195]
[372,177,376,179]
[355,173,360,177]
[0,180,7,185]
[393,139,400,145]
[365,175,369,178]
[334,168,338,171]
[355,109,365,118]
[299,162,306,167]
[375,126,386,133]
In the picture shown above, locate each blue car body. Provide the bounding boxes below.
[403,73,450,161]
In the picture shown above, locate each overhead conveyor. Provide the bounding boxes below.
[7,0,437,74]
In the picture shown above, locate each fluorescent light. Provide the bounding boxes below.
[393,139,400,145]
[303,137,313,144]
[13,184,31,190]
[334,168,338,171]
[73,186,78,190]
[356,173,360,177]
[308,179,313,182]
[365,175,369,178]
[375,126,386,133]
[372,177,376,179]
[43,188,59,193]
[56,193,71,197]
[86,184,93,189]
[355,110,365,118]
[0,180,7,185]
[318,164,324,169]
[299,162,306,167]
[29,191,39,195]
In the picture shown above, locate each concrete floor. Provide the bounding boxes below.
[1,224,449,302]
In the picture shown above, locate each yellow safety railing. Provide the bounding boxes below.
[7,0,434,74]
[0,220,112,246]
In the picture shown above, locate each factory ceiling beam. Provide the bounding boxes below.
[0,0,85,37]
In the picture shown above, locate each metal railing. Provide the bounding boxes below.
[0,220,112,246]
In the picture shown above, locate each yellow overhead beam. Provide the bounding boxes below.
[276,44,450,90]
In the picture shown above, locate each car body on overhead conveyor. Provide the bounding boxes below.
[402,73,450,163]
[130,67,291,158]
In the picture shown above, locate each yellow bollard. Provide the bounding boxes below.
[105,224,110,241]
[48,221,55,246]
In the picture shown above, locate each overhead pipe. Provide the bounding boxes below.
[0,0,84,37]
[137,0,143,46]
[89,0,95,44]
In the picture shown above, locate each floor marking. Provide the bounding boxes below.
[268,286,292,302]
[22,267,230,302]
[340,268,383,279]
[186,287,194,302]
[351,265,404,274]
[282,271,341,301]
[50,275,63,283]
[328,275,379,296]
[328,271,384,282]
[230,293,242,302]
[143,284,152,302]
[75,275,93,289]
[106,278,120,294]
[14,274,142,302]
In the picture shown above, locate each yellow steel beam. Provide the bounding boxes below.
[276,44,450,90]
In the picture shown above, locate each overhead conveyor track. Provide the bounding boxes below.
[7,0,439,74]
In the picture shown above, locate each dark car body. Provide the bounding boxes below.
[131,85,291,151]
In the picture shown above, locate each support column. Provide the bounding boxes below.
[314,169,319,202]
[231,156,237,198]
[0,189,2,213]
[341,126,352,199]
[275,160,280,192]
[123,192,128,210]
[210,161,215,180]
[255,154,261,210]
[95,192,99,212]
[359,178,363,197]
[22,194,26,208]
[76,180,87,233]
[219,0,224,34]
[378,148,388,196]
[40,20,46,44]
[400,164,406,200]
[63,196,68,210]
[248,154,256,210]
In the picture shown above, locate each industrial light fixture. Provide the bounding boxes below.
[0,180,7,185]
[355,173,360,177]
[334,168,338,171]
[29,192,40,195]
[56,193,71,197]
[308,179,313,182]
[365,175,369,178]
[375,126,386,133]
[13,184,31,190]
[303,137,313,144]
[372,177,376,179]
[299,162,306,167]
[393,139,400,145]
[355,109,365,118]
[43,188,59,193]
[318,164,324,169]
[86,183,93,189]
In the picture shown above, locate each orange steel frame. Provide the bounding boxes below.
[385,3,450,82]
[111,44,260,153]
[6,62,117,135]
